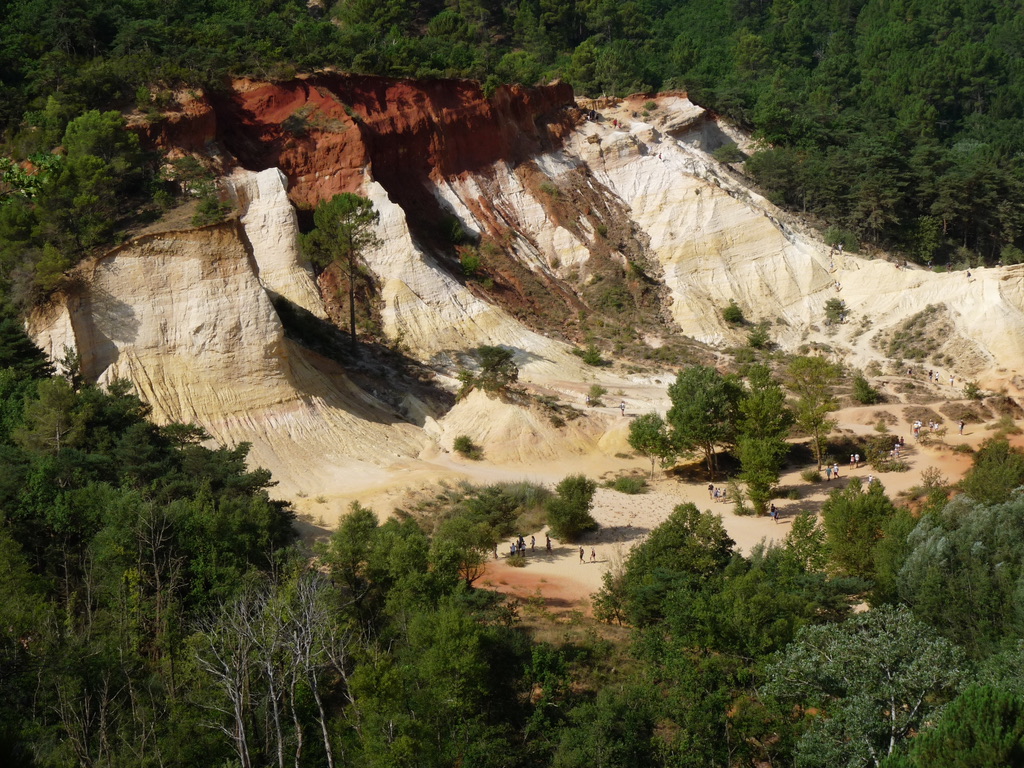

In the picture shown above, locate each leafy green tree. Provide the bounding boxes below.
[896,685,1024,768]
[785,511,829,572]
[301,193,381,352]
[786,356,839,469]
[475,345,519,394]
[596,503,734,626]
[546,474,597,542]
[852,375,882,405]
[825,298,847,325]
[897,494,1024,658]
[666,365,744,478]
[959,437,1024,505]
[627,412,671,478]
[12,377,86,454]
[870,507,917,605]
[459,345,520,398]
[552,684,658,768]
[766,605,967,768]
[737,365,793,514]
[821,478,897,577]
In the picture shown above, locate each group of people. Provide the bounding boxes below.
[707,484,728,502]
[503,533,553,559]
[579,546,597,563]
[924,369,956,387]
[824,462,842,480]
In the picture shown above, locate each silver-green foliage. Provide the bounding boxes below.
[765,604,966,768]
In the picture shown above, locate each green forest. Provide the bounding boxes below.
[3,317,1024,766]
[1,0,1024,282]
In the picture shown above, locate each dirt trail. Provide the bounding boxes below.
[294,376,1008,614]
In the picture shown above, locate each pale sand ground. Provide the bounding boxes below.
[294,392,1014,613]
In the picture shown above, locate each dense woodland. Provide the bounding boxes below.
[3,316,1024,766]
[3,1,1024,766]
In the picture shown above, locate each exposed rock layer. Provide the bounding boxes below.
[34,79,1024,498]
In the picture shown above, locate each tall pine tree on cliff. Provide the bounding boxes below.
[302,194,381,353]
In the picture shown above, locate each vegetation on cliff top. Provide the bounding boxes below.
[0,0,1021,274]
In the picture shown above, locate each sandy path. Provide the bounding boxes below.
[293,382,1011,614]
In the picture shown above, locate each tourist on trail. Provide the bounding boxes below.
[579,546,585,563]
[855,453,860,467]
[850,454,855,469]
[825,465,833,481]
[546,535,551,552]
[833,462,840,479]
[590,548,596,563]
[708,483,715,499]
[531,535,536,551]
[619,401,626,416]
[959,420,965,435]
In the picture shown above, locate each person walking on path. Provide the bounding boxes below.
[590,548,596,563]
[959,419,965,435]
[855,453,860,468]
[833,462,840,479]
[531,535,536,551]
[619,401,626,417]
[825,465,833,481]
[579,546,585,563]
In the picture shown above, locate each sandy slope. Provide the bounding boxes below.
[295,384,1007,614]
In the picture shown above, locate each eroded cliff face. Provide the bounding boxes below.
[28,198,426,496]
[37,77,1024,497]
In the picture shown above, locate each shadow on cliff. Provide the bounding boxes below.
[67,281,140,380]
[271,296,455,426]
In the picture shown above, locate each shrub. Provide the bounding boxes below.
[644,100,657,110]
[507,554,526,567]
[852,375,882,405]
[574,343,604,366]
[824,298,847,325]
[722,300,745,325]
[712,142,745,163]
[453,435,483,460]
[824,227,858,253]
[539,181,561,199]
[475,345,519,394]
[588,384,607,406]
[963,381,983,400]
[546,475,598,541]
[1001,244,1024,266]
[747,323,770,349]
[801,468,822,483]
[607,476,648,494]
[458,245,481,276]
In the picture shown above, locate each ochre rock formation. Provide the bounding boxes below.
[213,74,576,209]
[34,78,1024,500]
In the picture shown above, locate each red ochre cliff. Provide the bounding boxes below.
[197,74,576,210]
